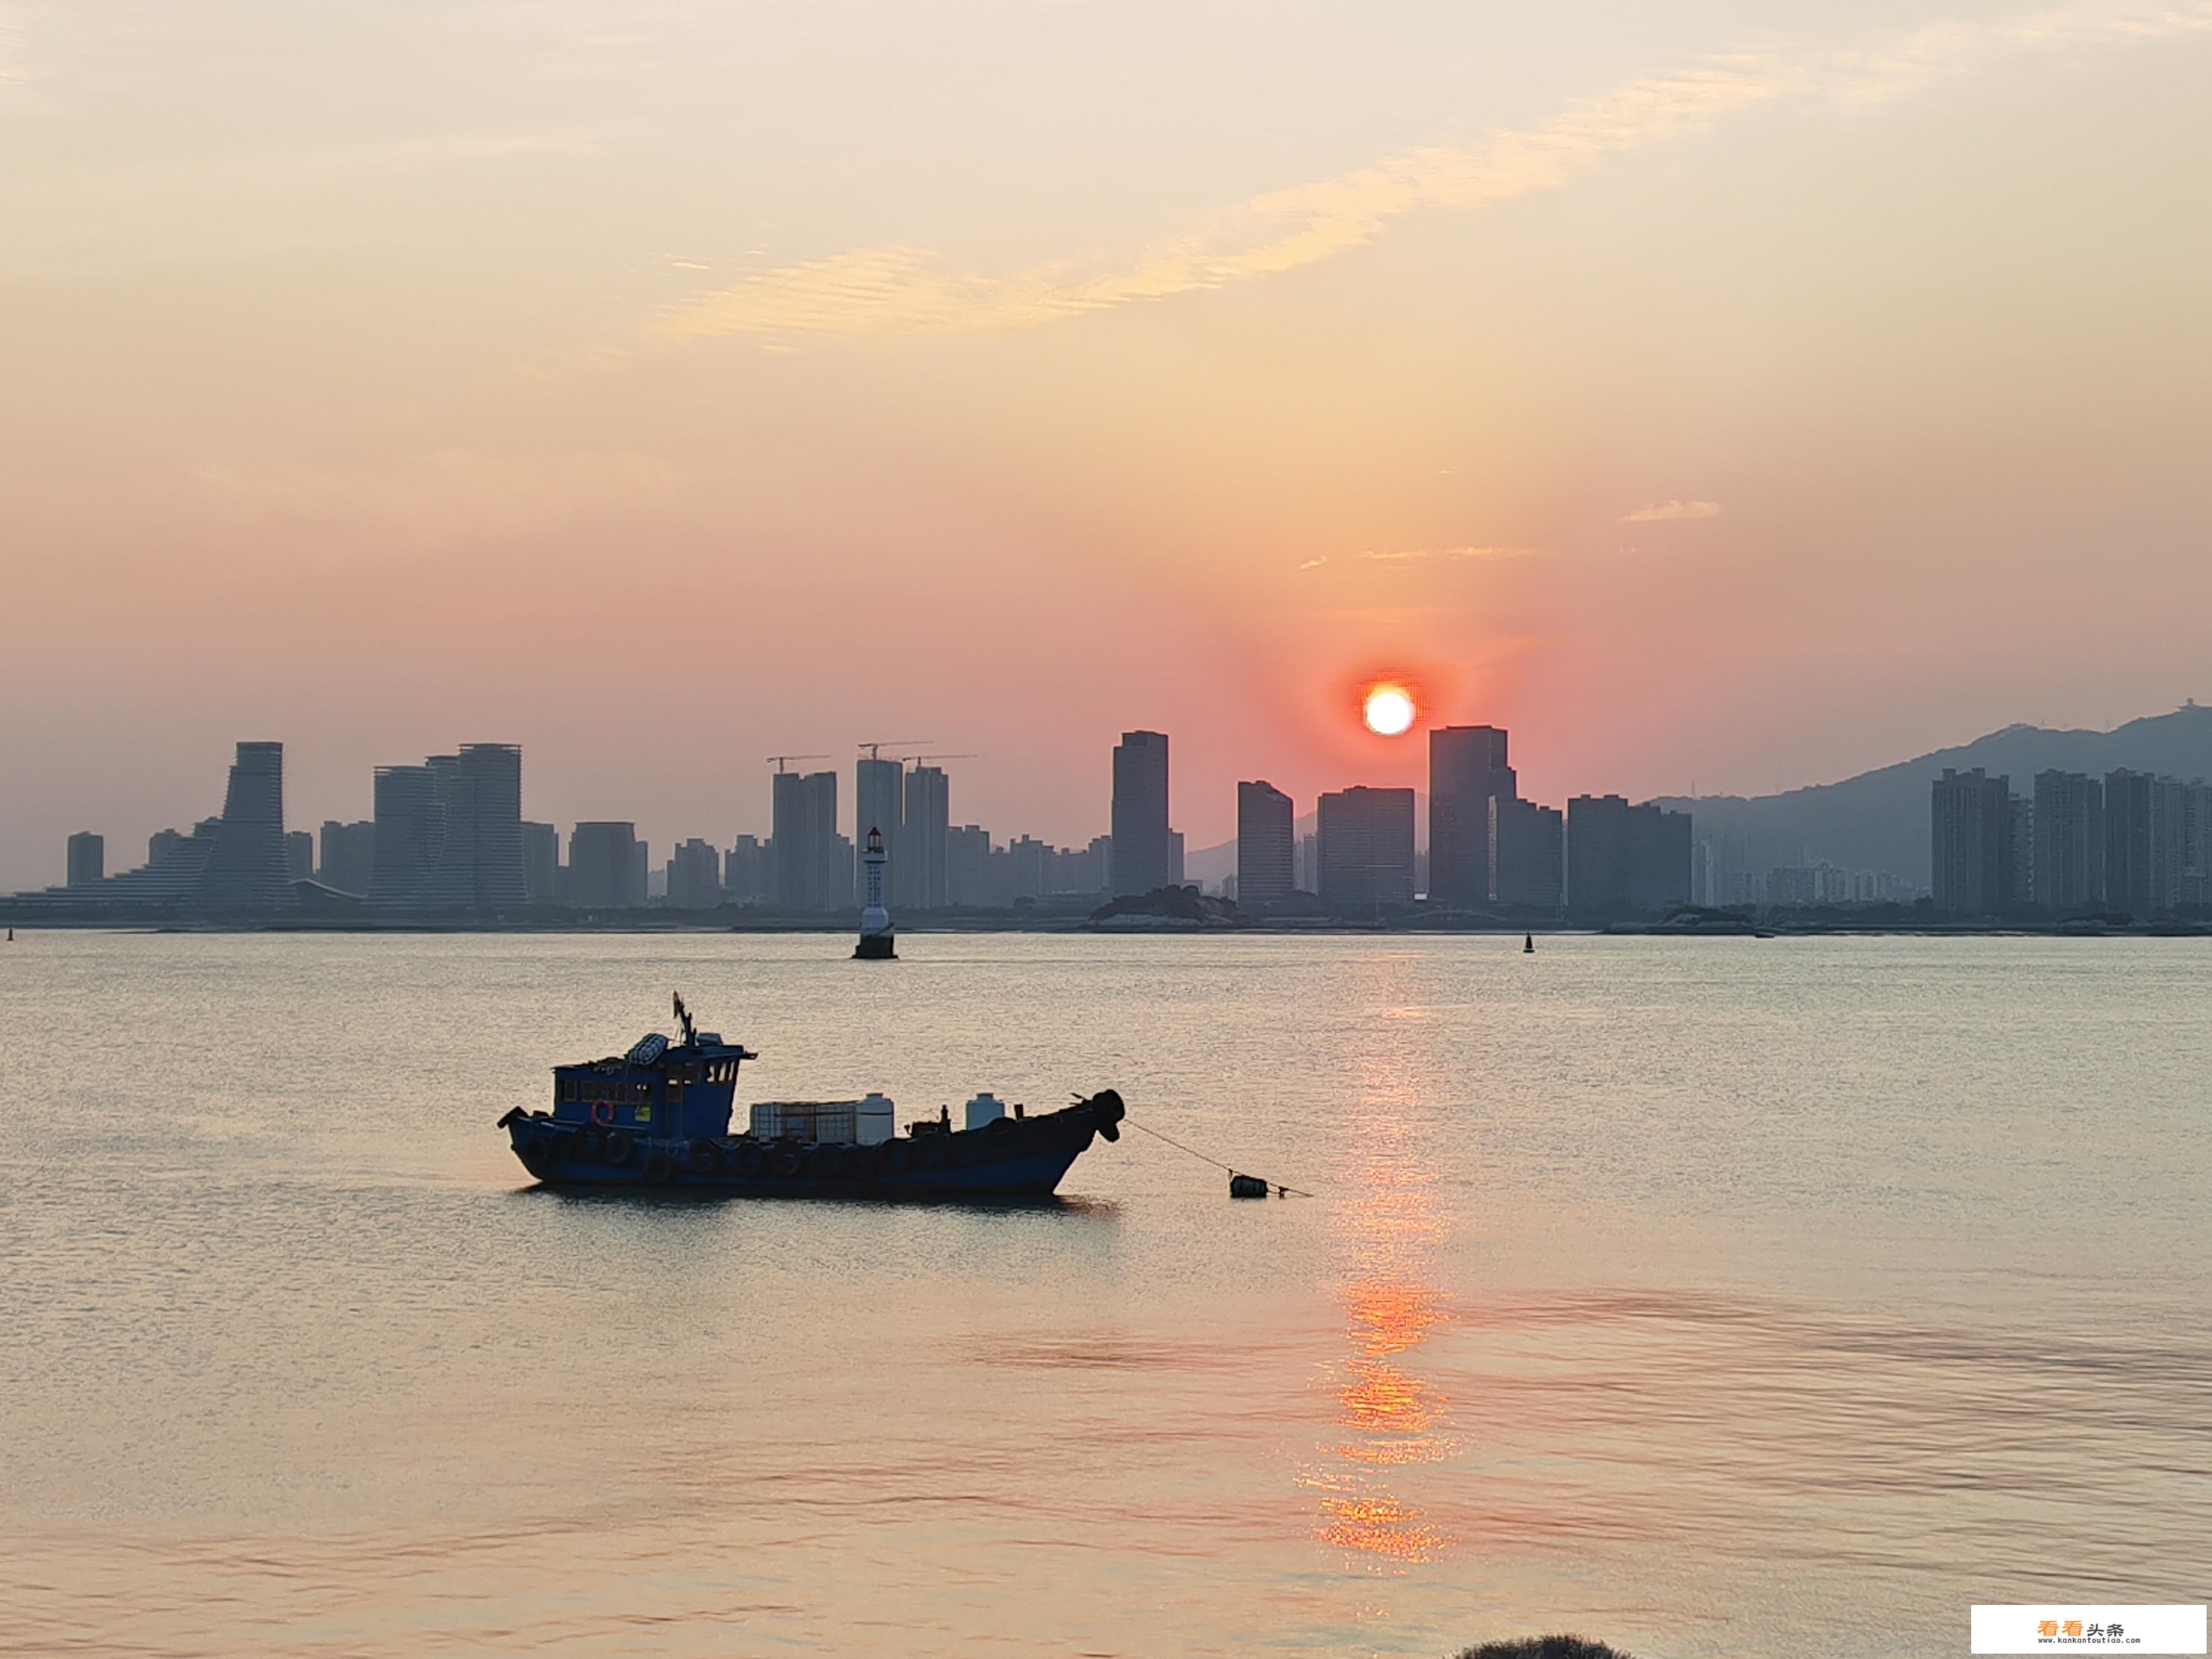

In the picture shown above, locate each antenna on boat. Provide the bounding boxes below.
[673,991,696,1047]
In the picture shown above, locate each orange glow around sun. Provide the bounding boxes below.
[1362,683,1417,736]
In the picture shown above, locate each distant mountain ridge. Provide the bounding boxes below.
[1654,704,2212,880]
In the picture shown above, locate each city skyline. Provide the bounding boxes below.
[6,4,2212,898]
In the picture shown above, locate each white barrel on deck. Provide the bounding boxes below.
[857,1092,895,1145]
[965,1091,1005,1131]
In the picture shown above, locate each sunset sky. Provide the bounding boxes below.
[4,0,2210,886]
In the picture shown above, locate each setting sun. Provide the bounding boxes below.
[1363,685,1417,737]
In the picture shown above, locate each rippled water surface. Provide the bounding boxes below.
[3,932,2209,1657]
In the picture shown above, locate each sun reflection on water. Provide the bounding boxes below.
[1300,1041,1457,1567]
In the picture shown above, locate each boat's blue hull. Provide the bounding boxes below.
[502,1096,1117,1200]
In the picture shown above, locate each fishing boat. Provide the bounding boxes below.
[496,995,1124,1198]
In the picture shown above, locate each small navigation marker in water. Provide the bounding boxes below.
[1229,1173,1270,1199]
[854,825,895,960]
[1524,932,1534,953]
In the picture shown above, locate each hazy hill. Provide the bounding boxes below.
[1654,703,2212,880]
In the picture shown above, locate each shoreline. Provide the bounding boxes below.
[4,914,2207,938]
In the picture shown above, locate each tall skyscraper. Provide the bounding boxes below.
[568,822,641,908]
[520,821,558,900]
[1565,795,1691,915]
[422,743,525,908]
[902,765,950,909]
[2149,774,2188,915]
[855,754,905,906]
[66,832,103,888]
[319,820,377,897]
[1237,780,1294,906]
[1316,786,1416,906]
[2032,771,2103,913]
[1110,731,1175,896]
[1930,768,2014,915]
[1490,797,1562,910]
[193,741,296,909]
[725,834,771,903]
[1428,725,1514,906]
[945,824,993,907]
[666,838,723,908]
[2104,769,2156,918]
[1565,795,1632,913]
[368,764,436,905]
[772,769,840,911]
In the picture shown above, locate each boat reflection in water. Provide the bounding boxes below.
[1303,1041,1455,1566]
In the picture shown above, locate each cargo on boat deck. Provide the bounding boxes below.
[750,1093,896,1145]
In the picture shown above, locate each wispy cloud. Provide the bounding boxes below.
[1621,500,1722,523]
[1361,545,1533,562]
[653,0,2212,345]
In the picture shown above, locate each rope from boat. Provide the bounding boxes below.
[1122,1116,1314,1198]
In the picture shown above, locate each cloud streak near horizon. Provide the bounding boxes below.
[652,0,2212,345]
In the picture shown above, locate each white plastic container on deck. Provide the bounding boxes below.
[964,1091,1005,1131]
[856,1093,895,1145]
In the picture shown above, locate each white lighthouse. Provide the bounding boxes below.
[854,824,895,959]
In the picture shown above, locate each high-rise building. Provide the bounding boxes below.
[1237,781,1294,907]
[568,822,642,908]
[946,824,994,907]
[1931,768,2014,915]
[1083,835,1113,894]
[902,765,950,909]
[1317,786,1416,906]
[1566,795,1691,915]
[1629,803,1692,912]
[421,743,525,908]
[856,755,905,907]
[2181,781,2212,913]
[368,765,436,905]
[1110,731,1175,895]
[2032,771,2103,914]
[1490,797,1562,910]
[2149,775,2188,915]
[193,741,296,909]
[520,821,559,900]
[319,820,376,896]
[725,834,771,903]
[284,830,314,882]
[2103,770,2158,919]
[1429,725,1514,906]
[66,832,103,888]
[666,838,723,908]
[772,769,841,911]
[1565,795,1631,913]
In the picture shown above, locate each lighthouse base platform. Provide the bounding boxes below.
[853,932,896,960]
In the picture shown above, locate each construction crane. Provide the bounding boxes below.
[856,739,930,761]
[764,754,830,773]
[898,752,976,767]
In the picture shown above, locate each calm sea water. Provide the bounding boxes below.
[3,932,2208,1658]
